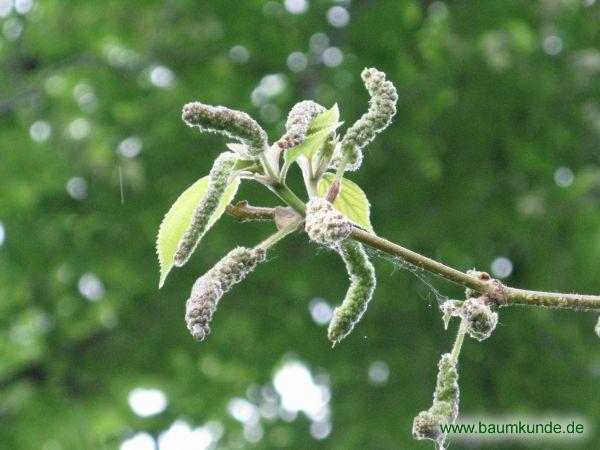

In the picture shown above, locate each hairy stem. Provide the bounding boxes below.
[226,201,600,312]
[258,218,303,250]
[269,184,307,215]
[260,154,278,181]
[450,321,466,365]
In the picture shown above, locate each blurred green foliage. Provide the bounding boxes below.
[1,0,599,449]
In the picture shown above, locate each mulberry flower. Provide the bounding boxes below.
[331,67,398,171]
[412,353,460,448]
[461,297,498,341]
[182,102,268,156]
[327,240,376,344]
[211,246,267,292]
[304,198,352,245]
[185,275,223,341]
[174,152,238,267]
[185,246,266,341]
[277,100,326,149]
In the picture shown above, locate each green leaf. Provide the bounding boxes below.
[283,124,341,167]
[157,176,240,288]
[317,173,374,233]
[309,103,339,132]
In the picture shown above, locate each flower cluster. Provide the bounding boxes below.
[304,198,352,245]
[440,297,498,341]
[182,102,268,156]
[412,353,460,448]
[327,240,376,344]
[185,246,266,341]
[174,152,238,267]
[461,297,498,341]
[277,100,326,149]
[331,67,398,171]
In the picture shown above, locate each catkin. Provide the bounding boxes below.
[174,152,237,267]
[330,67,398,171]
[182,102,268,156]
[327,240,376,344]
[304,198,352,245]
[412,353,460,448]
[185,246,266,341]
[277,100,326,149]
[595,316,600,338]
[461,297,498,341]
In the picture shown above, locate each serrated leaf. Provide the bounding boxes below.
[157,176,240,288]
[317,172,374,233]
[309,103,339,132]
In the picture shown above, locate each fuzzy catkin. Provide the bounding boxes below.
[434,354,460,417]
[327,240,376,344]
[461,297,498,341]
[174,152,237,267]
[412,353,460,448]
[277,100,326,149]
[185,246,266,341]
[185,275,223,341]
[330,67,398,171]
[182,102,268,156]
[305,198,352,245]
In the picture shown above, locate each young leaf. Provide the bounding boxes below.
[317,172,374,233]
[308,103,339,132]
[226,143,254,159]
[157,176,240,287]
[283,122,342,167]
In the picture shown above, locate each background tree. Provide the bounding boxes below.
[1,1,599,449]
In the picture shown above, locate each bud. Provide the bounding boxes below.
[277,100,326,149]
[465,269,491,298]
[327,240,376,343]
[182,102,268,156]
[305,198,352,245]
[174,152,237,267]
[185,246,267,341]
[461,297,498,341]
[331,67,398,171]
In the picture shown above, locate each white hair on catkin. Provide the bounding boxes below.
[412,353,460,450]
[330,67,398,171]
[327,240,376,344]
[277,100,327,149]
[461,297,498,341]
[174,152,237,267]
[182,102,268,156]
[305,198,352,246]
[185,246,266,341]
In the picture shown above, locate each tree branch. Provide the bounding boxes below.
[226,201,600,312]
